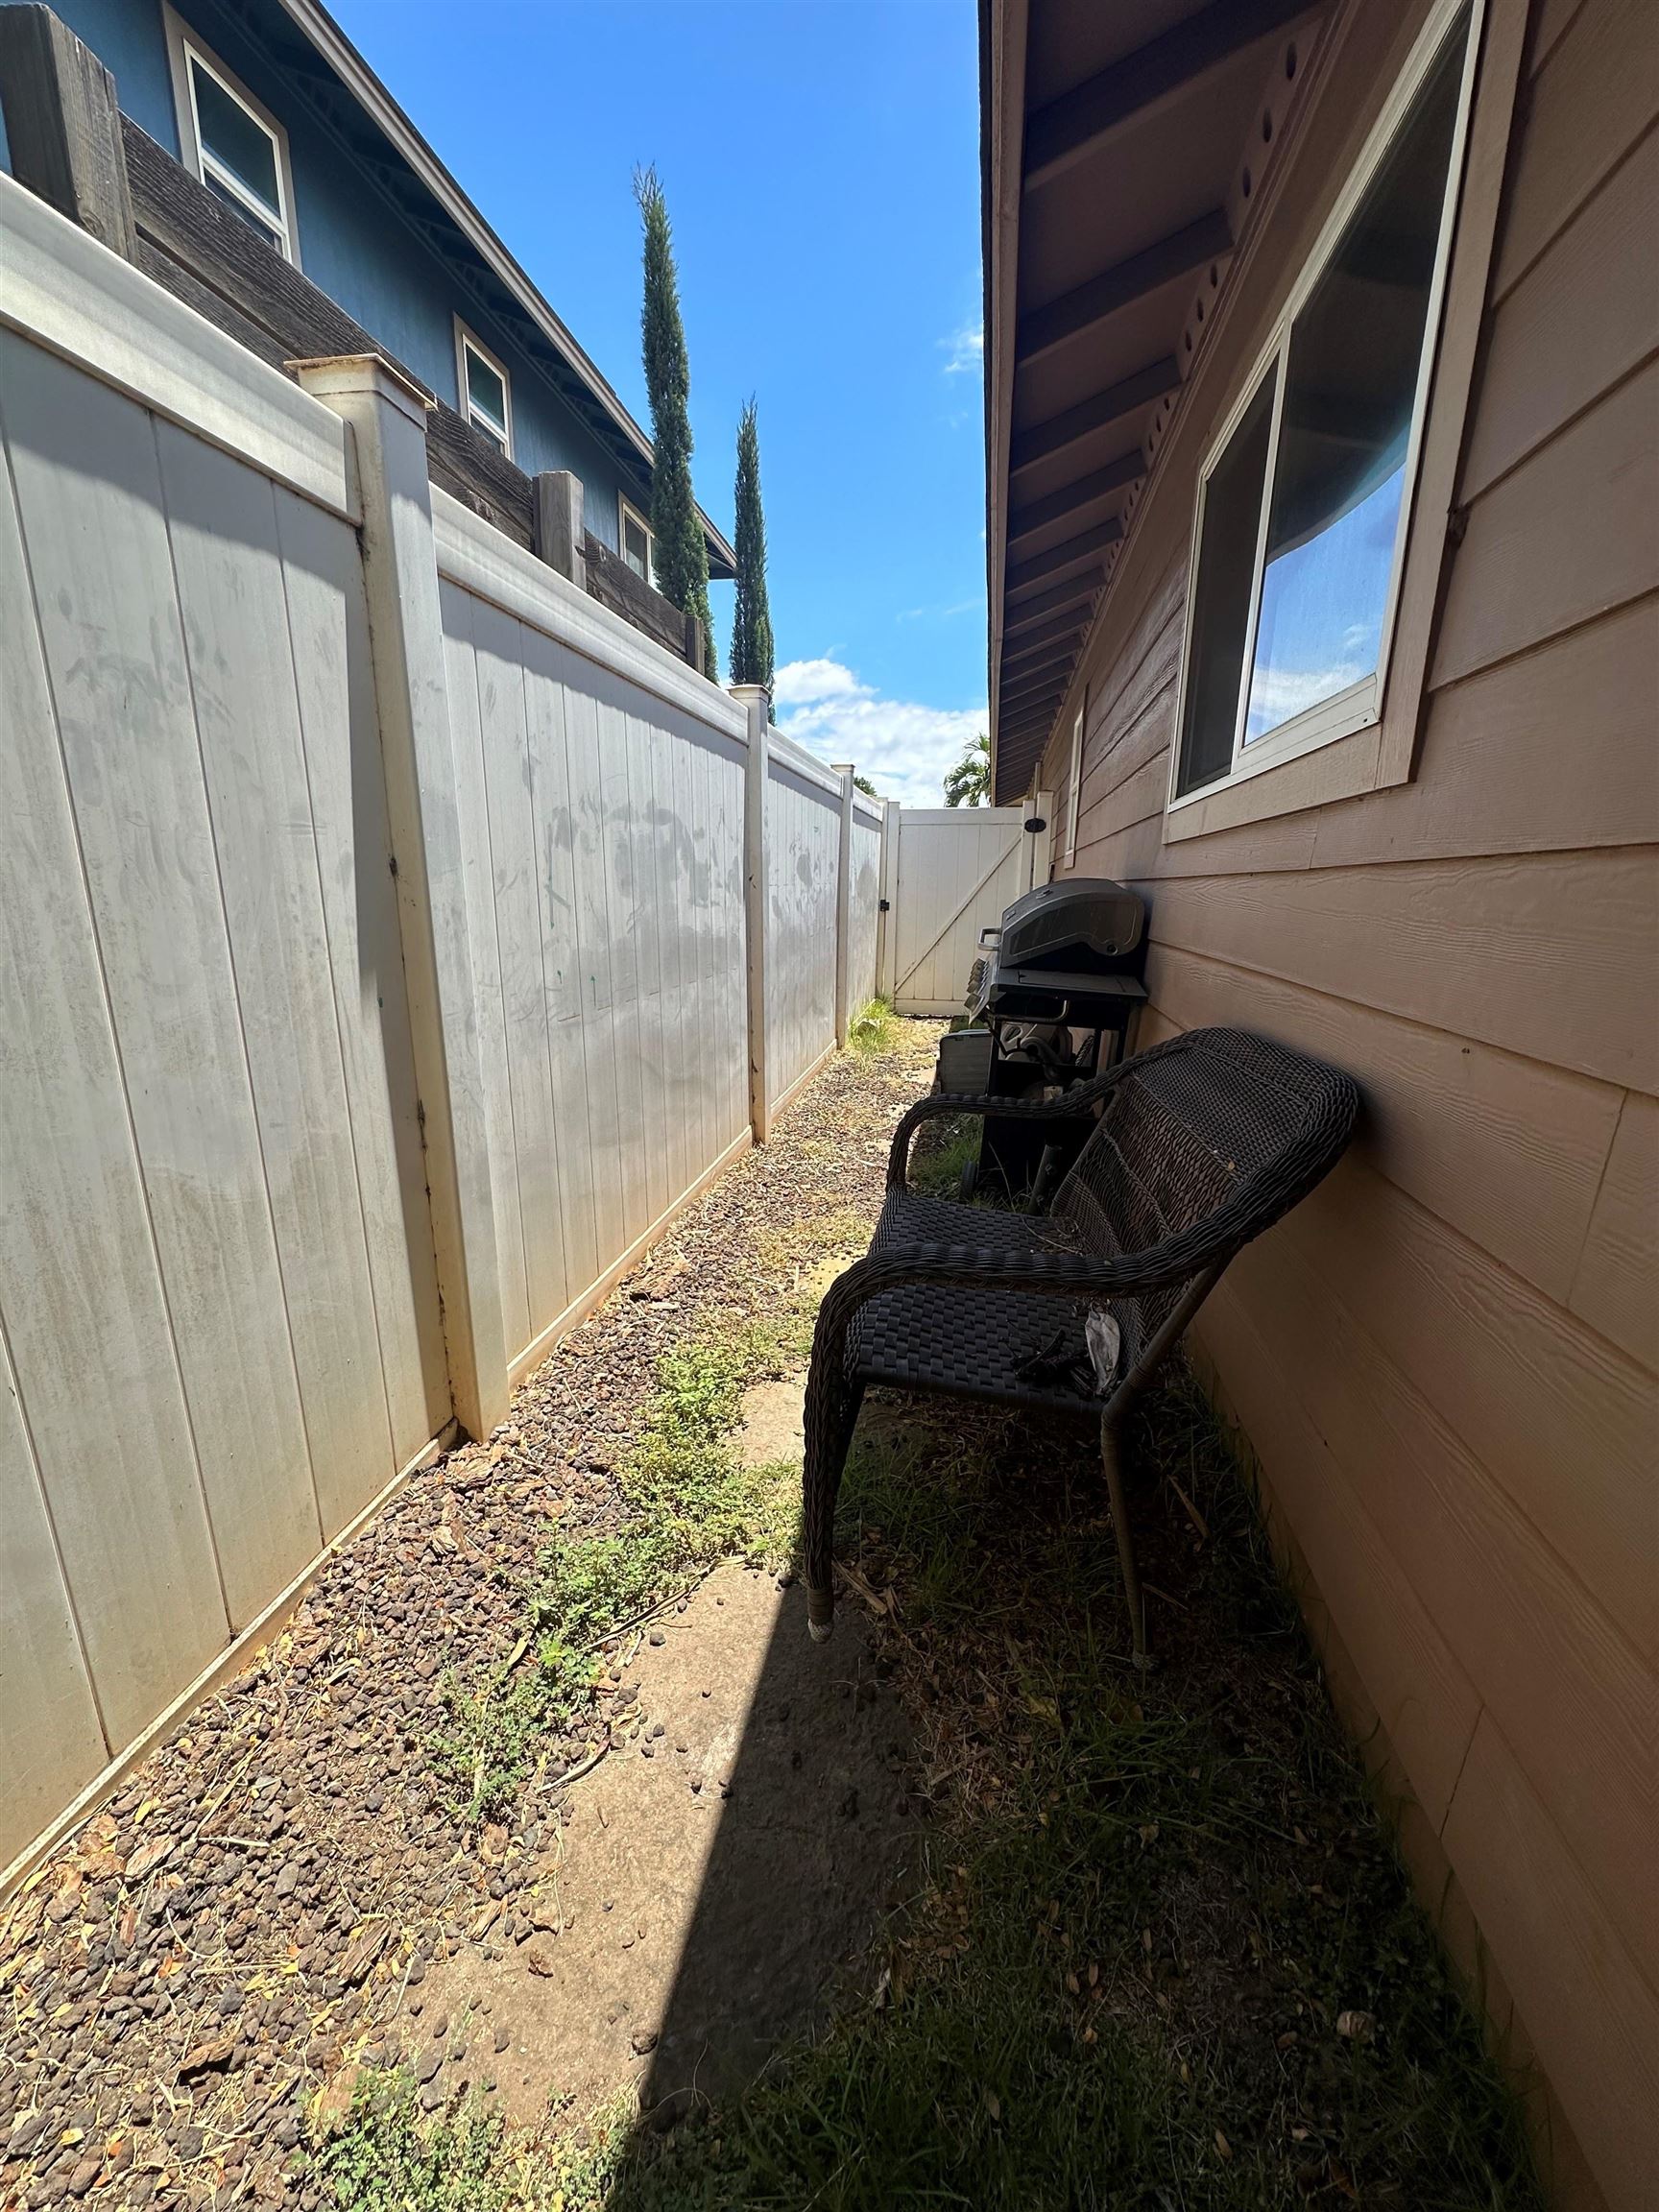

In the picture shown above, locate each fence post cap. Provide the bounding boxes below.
[291,352,431,426]
[728,682,771,709]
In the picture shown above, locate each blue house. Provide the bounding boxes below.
[0,0,734,595]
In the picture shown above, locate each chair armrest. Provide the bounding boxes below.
[887,1088,1103,1190]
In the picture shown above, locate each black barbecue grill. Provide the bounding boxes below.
[937,878,1148,1201]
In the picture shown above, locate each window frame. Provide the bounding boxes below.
[618,493,656,589]
[1063,696,1085,869]
[164,6,300,265]
[453,319,513,458]
[1166,0,1484,820]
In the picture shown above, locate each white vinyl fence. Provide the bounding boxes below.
[0,183,447,1873]
[847,792,884,1015]
[883,800,1050,1015]
[435,497,752,1381]
[764,732,844,1114]
[0,174,904,1884]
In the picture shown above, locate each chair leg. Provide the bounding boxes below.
[1100,1412,1151,1669]
[802,1374,863,1643]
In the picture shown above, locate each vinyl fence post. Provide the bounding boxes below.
[877,797,900,1002]
[832,764,855,1046]
[732,684,771,1143]
[531,469,585,591]
[0,4,136,258]
[295,353,509,1443]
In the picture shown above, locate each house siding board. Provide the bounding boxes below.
[1041,2,1659,2198]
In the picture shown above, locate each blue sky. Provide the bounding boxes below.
[329,0,988,805]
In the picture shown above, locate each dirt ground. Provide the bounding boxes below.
[421,1545,910,2130]
[0,1024,941,2211]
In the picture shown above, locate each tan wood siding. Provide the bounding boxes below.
[1043,4,1659,2200]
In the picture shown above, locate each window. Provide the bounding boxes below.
[1170,0,1479,806]
[455,322,512,456]
[619,495,655,586]
[165,9,299,263]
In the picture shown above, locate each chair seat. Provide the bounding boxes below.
[849,1190,1104,1410]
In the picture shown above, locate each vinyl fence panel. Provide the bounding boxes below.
[433,493,751,1380]
[0,251,446,1872]
[0,170,871,1886]
[765,733,843,1111]
[890,805,1032,1014]
[848,794,884,1013]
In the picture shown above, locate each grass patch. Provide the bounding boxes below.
[430,1323,806,1826]
[309,2070,637,2211]
[903,1112,981,1200]
[846,998,897,1056]
[369,1359,1538,2210]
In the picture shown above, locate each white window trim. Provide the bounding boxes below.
[618,493,656,589]
[163,4,300,266]
[454,319,513,458]
[1063,697,1085,868]
[1166,0,1483,817]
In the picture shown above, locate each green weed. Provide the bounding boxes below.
[429,1327,806,1825]
[846,998,897,1056]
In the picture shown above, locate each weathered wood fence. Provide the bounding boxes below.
[0,172,902,1886]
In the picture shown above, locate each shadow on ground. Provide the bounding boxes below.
[588,1374,1541,2212]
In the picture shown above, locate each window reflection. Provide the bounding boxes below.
[1243,19,1464,744]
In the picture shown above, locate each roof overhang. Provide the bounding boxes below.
[982,0,1328,800]
[267,0,736,576]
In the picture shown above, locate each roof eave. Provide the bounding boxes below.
[981,0,1030,804]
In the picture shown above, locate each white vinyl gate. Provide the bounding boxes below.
[883,795,1051,1015]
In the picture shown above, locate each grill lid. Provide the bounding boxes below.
[996,878,1145,972]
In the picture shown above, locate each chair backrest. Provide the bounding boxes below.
[1046,1028,1359,1362]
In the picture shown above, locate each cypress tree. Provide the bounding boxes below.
[730,398,775,717]
[634,165,715,679]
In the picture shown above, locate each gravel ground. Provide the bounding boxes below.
[0,1024,941,2211]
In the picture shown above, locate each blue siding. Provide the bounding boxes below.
[17,0,635,549]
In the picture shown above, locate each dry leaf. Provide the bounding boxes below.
[1214,2128,1233,2160]
[1335,2009,1375,2042]
[123,1837,175,1886]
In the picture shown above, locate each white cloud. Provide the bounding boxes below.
[1245,661,1366,733]
[772,657,986,810]
[897,597,980,624]
[941,319,983,376]
[770,658,869,708]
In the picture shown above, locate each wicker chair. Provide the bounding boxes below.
[802,1027,1359,1660]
